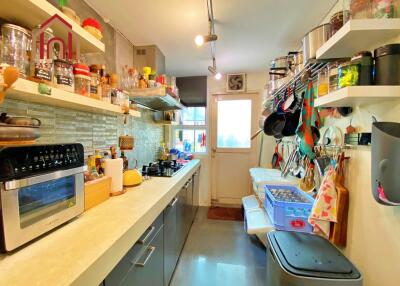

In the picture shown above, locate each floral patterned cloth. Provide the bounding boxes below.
[308,166,337,237]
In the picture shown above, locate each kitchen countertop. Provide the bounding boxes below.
[0,159,200,286]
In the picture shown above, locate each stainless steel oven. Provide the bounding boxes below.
[0,143,85,251]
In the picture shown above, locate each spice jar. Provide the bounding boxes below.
[338,61,360,88]
[372,0,399,18]
[317,67,329,96]
[73,63,90,96]
[330,11,350,37]
[89,64,101,99]
[53,59,74,92]
[351,51,373,85]
[350,0,372,19]
[1,24,32,78]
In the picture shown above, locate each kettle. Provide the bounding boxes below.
[123,159,143,187]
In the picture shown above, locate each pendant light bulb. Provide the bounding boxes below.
[195,35,205,46]
[215,72,222,80]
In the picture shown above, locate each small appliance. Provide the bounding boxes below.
[0,143,85,251]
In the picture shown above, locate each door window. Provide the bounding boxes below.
[217,99,252,148]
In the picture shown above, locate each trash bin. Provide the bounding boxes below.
[266,231,362,286]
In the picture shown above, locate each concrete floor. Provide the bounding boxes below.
[170,207,267,286]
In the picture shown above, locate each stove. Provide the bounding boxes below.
[142,160,185,177]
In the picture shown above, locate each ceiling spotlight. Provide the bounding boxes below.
[194,34,218,47]
[214,72,222,80]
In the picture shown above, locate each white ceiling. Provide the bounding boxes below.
[85,0,337,76]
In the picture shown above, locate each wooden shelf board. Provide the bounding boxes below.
[314,86,400,107]
[5,78,140,117]
[317,19,400,59]
[0,0,105,53]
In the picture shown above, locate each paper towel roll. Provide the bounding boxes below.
[104,158,124,195]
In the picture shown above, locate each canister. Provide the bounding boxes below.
[330,10,350,37]
[73,63,90,96]
[374,44,400,85]
[338,61,360,88]
[89,64,101,99]
[53,59,74,92]
[351,51,373,85]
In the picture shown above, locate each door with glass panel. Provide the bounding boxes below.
[210,93,260,205]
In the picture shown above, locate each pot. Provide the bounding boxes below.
[264,112,286,137]
[303,24,331,64]
[0,123,41,141]
[0,113,41,127]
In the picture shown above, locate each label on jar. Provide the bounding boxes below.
[35,65,52,82]
[56,75,73,86]
[90,85,98,94]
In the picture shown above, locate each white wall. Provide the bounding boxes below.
[311,4,400,286]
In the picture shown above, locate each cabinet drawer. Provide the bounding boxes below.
[105,213,163,286]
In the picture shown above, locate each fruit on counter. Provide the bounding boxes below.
[82,18,103,40]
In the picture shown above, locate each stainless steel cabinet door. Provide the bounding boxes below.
[164,197,178,286]
[121,227,164,286]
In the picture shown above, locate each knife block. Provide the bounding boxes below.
[371,122,400,205]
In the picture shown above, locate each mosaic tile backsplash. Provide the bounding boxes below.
[0,99,164,168]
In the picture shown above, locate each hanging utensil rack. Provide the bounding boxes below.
[268,59,330,105]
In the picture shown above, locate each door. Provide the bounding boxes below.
[210,93,260,205]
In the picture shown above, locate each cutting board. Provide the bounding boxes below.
[84,176,111,211]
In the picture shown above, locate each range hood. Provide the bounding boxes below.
[126,87,186,111]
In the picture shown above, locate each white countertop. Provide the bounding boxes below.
[0,160,200,286]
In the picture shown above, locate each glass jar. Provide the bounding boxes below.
[330,10,350,37]
[73,63,90,96]
[53,59,74,92]
[338,62,360,88]
[1,24,32,78]
[328,62,340,93]
[317,67,329,97]
[350,0,372,18]
[351,51,373,85]
[372,0,399,18]
[89,64,101,100]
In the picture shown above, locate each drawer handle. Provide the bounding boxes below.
[134,246,156,267]
[170,197,178,207]
[138,226,156,244]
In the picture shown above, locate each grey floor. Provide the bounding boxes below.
[170,207,267,286]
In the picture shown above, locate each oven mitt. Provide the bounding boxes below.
[308,166,337,237]
[296,80,321,160]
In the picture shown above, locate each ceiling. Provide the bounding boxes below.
[85,0,337,76]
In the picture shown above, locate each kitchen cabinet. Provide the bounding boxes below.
[192,169,200,217]
[164,196,179,286]
[105,214,163,286]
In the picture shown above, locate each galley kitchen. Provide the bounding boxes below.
[0,0,399,286]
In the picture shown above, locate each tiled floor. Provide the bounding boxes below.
[170,207,266,286]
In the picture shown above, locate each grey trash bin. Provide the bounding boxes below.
[266,231,362,286]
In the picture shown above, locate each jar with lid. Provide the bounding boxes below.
[374,44,400,85]
[73,63,90,96]
[372,0,399,18]
[351,51,373,85]
[1,24,32,78]
[328,62,340,93]
[338,61,360,88]
[52,59,73,92]
[350,0,372,19]
[317,67,329,97]
[89,64,102,99]
[100,65,111,103]
[31,25,54,77]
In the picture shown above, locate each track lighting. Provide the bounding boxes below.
[208,58,222,80]
[214,72,222,80]
[194,34,218,47]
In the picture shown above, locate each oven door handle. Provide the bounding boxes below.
[4,166,86,191]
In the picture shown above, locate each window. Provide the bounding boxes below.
[173,107,207,153]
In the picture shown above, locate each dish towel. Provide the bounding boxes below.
[308,166,337,237]
[296,80,321,159]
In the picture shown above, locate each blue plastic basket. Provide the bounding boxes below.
[264,184,315,233]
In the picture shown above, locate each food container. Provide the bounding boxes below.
[73,63,90,96]
[302,24,331,64]
[330,10,350,37]
[317,67,329,96]
[374,43,400,85]
[350,0,372,19]
[338,61,360,88]
[270,56,289,70]
[328,61,340,92]
[372,0,399,18]
[351,51,373,85]
[53,59,74,92]
[1,24,31,78]
[292,52,304,74]
[89,64,101,99]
